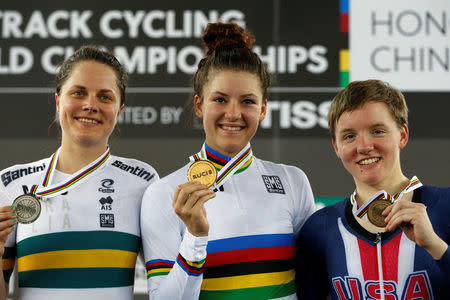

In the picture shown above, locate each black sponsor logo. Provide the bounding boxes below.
[1,163,45,187]
[111,160,155,182]
[99,196,113,210]
[262,175,285,194]
[98,179,115,193]
[100,213,114,228]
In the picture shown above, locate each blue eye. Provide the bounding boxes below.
[214,97,225,103]
[343,134,355,140]
[100,94,112,101]
[73,90,84,96]
[243,99,256,104]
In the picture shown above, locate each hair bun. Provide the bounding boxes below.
[202,22,255,55]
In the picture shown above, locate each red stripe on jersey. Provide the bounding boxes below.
[358,234,402,282]
[382,234,402,282]
[358,239,378,280]
[205,246,294,267]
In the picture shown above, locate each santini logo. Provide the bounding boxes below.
[1,163,45,187]
[111,160,155,181]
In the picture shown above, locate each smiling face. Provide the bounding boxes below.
[194,70,267,157]
[55,60,123,148]
[332,101,409,190]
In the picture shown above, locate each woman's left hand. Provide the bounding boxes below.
[383,201,447,259]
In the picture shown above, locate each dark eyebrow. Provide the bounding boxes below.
[71,85,114,94]
[98,89,114,94]
[211,91,258,98]
[338,128,355,135]
[370,123,387,128]
[211,91,228,97]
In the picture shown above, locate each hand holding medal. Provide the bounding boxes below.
[382,199,448,259]
[0,205,18,255]
[352,176,423,228]
[172,160,217,237]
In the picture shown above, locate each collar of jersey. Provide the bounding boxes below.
[204,143,253,175]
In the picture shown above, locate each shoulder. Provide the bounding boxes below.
[418,185,450,213]
[304,199,347,228]
[151,163,189,192]
[142,163,189,202]
[108,155,159,183]
[420,185,450,197]
[0,158,48,189]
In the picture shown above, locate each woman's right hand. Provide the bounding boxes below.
[0,206,17,257]
[172,182,216,237]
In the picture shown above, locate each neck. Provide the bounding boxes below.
[354,174,410,207]
[57,141,108,174]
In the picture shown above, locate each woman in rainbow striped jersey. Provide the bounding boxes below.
[140,22,315,300]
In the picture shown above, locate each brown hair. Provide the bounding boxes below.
[328,79,408,139]
[54,45,128,105]
[192,22,271,101]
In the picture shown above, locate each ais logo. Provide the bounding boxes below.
[99,196,113,210]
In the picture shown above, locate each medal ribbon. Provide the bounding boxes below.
[30,147,111,200]
[351,176,423,219]
[189,143,253,189]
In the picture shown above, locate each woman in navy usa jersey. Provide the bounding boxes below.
[296,80,449,299]
[140,22,315,300]
[0,45,158,300]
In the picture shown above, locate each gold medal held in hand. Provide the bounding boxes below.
[187,160,217,188]
[367,199,391,227]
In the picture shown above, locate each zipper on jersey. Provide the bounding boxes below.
[375,232,385,300]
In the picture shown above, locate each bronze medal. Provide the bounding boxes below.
[367,199,391,227]
[12,194,41,224]
[187,160,217,188]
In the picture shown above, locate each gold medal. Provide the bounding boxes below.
[187,160,217,188]
[367,199,391,227]
[12,194,41,224]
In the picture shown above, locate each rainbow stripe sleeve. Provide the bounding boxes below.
[146,259,174,278]
[146,254,206,278]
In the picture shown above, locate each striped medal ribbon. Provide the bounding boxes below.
[29,147,111,200]
[351,176,423,219]
[189,143,253,190]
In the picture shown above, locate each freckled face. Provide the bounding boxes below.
[55,60,123,148]
[195,70,266,157]
[332,101,408,189]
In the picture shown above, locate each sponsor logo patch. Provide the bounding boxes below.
[99,196,113,210]
[100,213,114,228]
[99,179,115,193]
[262,175,285,194]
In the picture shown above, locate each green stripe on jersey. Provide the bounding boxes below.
[199,280,295,300]
[19,268,135,288]
[17,231,140,257]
